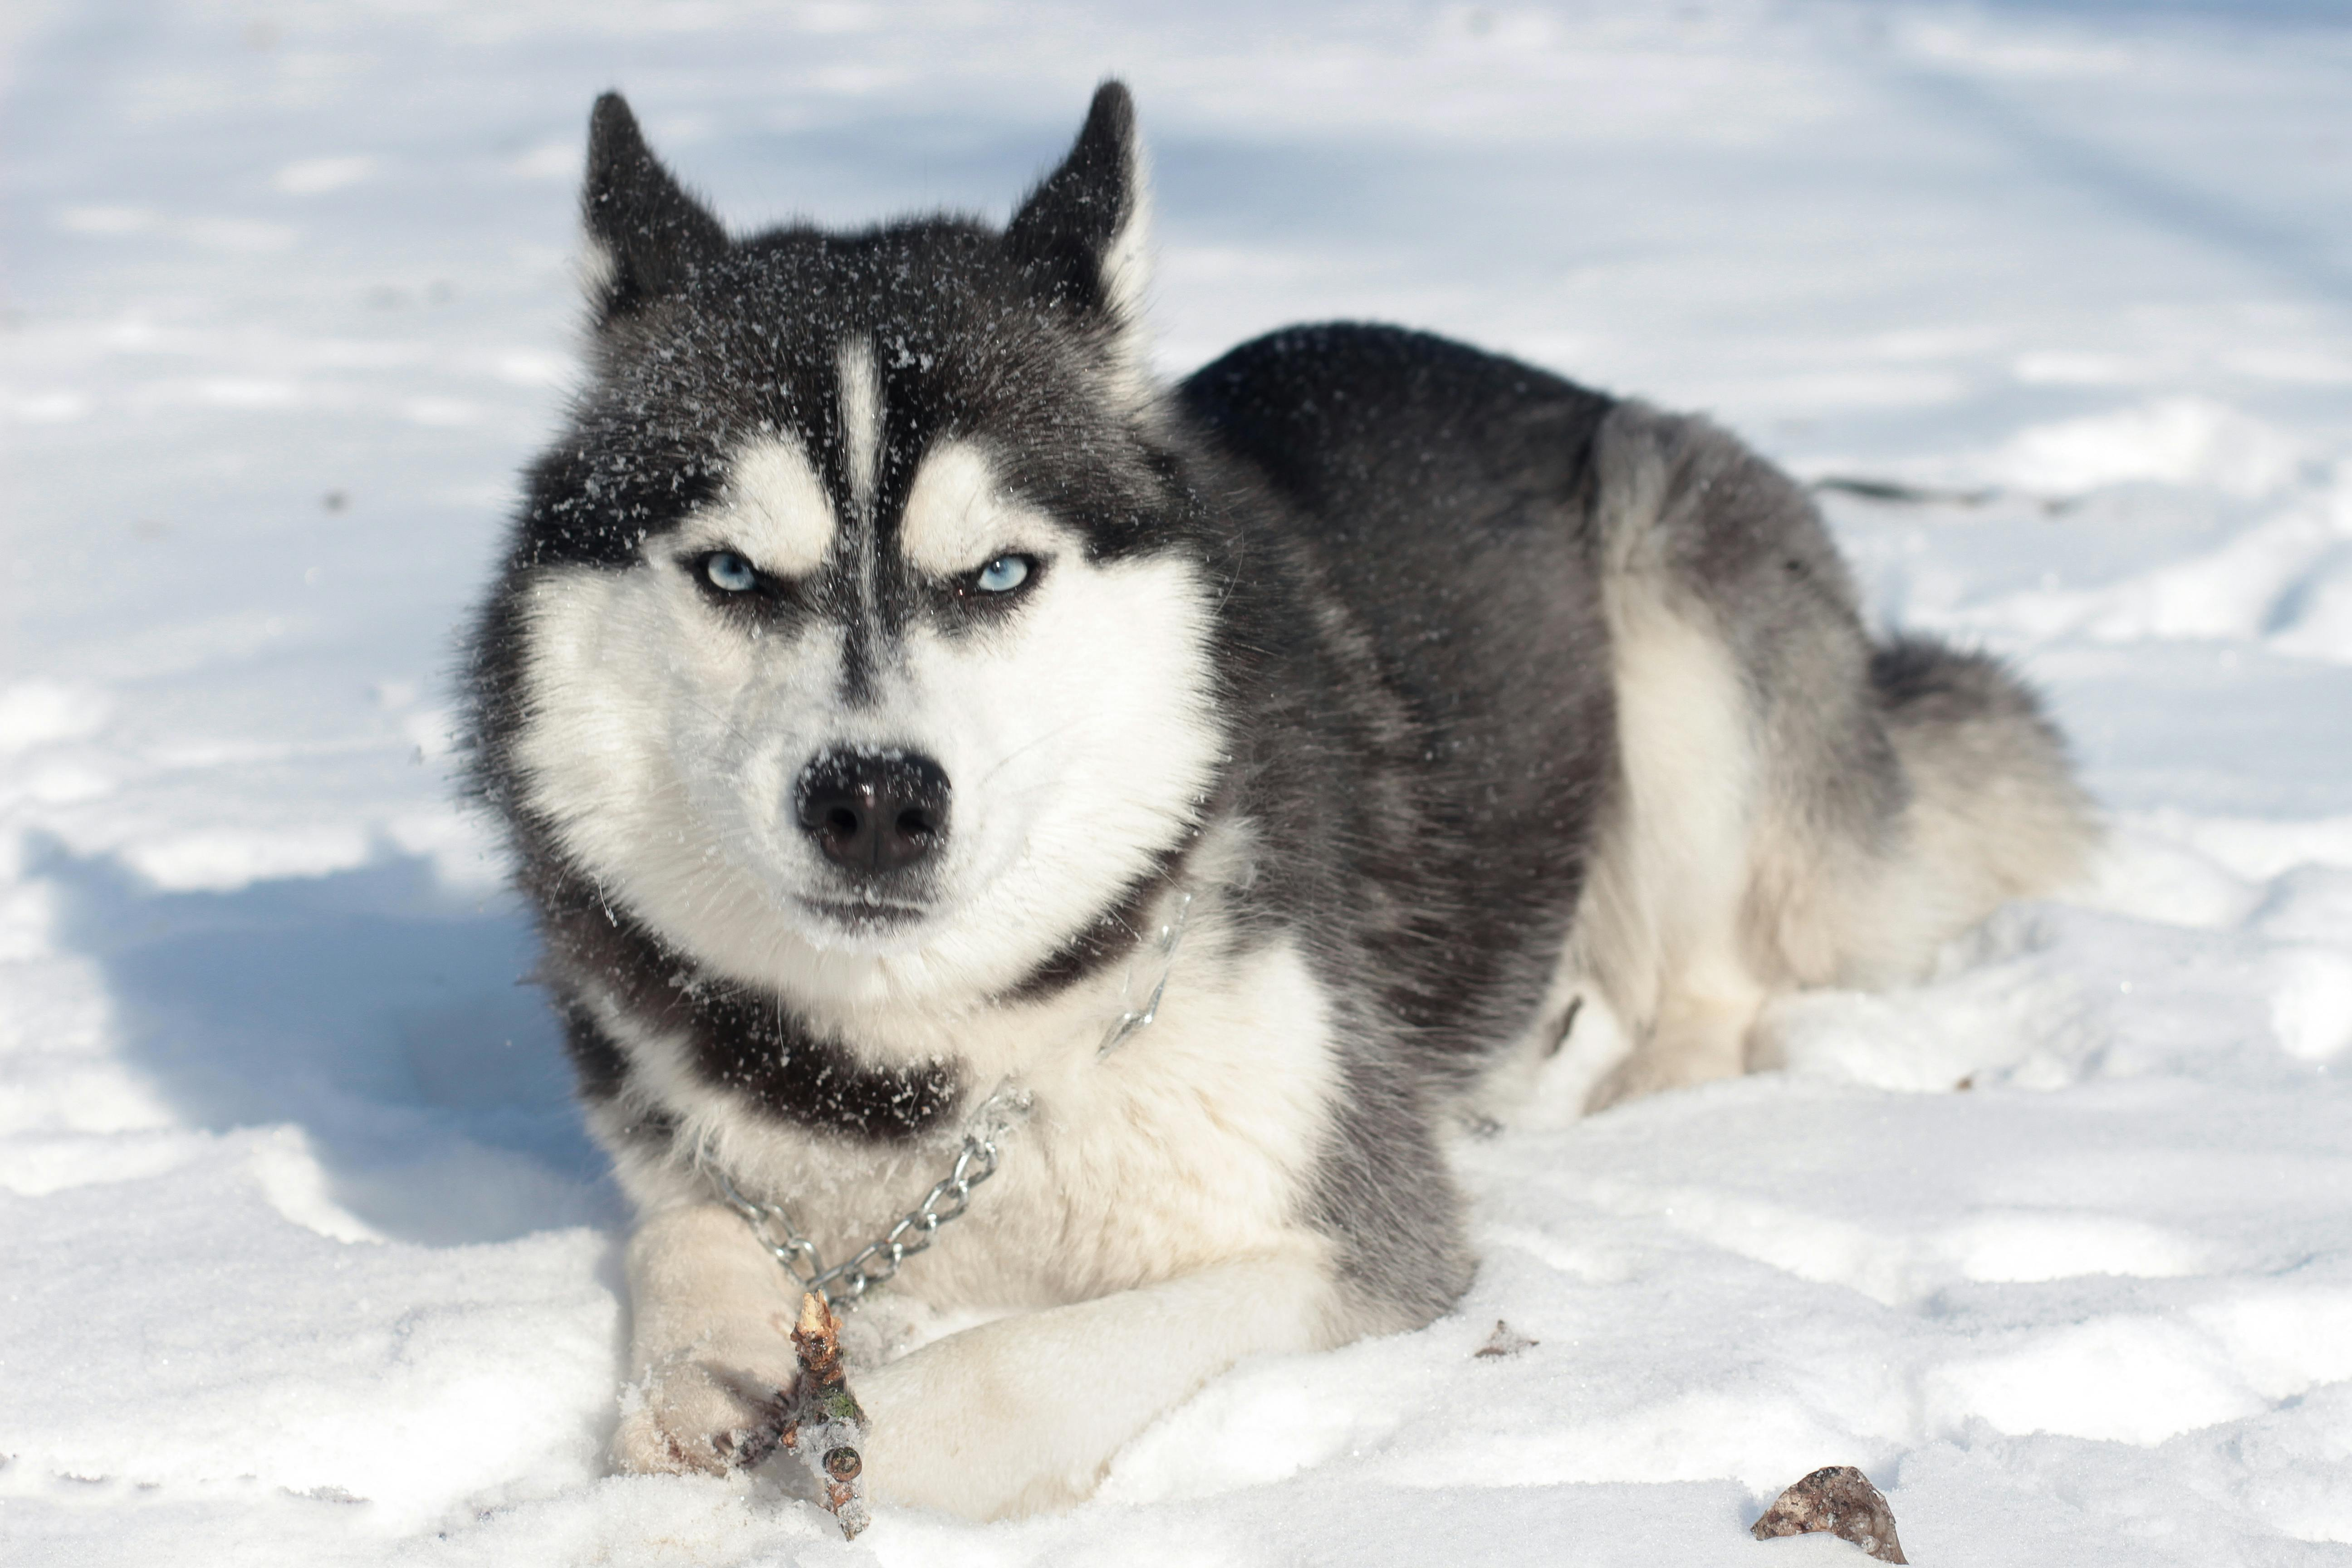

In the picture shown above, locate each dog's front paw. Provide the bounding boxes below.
[613,1354,794,1476]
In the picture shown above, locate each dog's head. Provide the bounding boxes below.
[486,85,1225,1002]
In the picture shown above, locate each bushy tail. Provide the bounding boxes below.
[1869,635,2099,935]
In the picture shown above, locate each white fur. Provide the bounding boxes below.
[672,436,837,577]
[1574,571,1769,1107]
[574,232,618,308]
[610,1204,805,1475]
[1479,548,1774,1122]
[899,438,1042,575]
[1098,150,1150,334]
[1085,125,1156,415]
[856,1248,1339,1518]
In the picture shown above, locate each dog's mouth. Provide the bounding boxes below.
[794,895,935,934]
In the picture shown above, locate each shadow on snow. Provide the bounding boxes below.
[34,837,621,1246]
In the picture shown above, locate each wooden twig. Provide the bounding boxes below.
[1809,475,2000,508]
[780,1292,872,1538]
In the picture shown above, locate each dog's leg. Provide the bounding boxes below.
[1584,967,1767,1109]
[612,1203,803,1475]
[1578,530,1769,1112]
[855,1248,1342,1519]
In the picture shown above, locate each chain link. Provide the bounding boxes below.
[702,885,1191,1309]
[705,1081,1029,1308]
[1099,887,1190,1059]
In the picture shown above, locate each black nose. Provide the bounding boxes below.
[794,749,951,875]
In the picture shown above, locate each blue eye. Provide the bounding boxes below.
[704,551,756,593]
[975,555,1030,593]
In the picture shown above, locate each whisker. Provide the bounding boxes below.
[974,718,1088,789]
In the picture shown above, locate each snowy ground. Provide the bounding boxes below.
[5,1,2352,1563]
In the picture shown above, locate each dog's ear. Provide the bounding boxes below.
[1005,82,1152,391]
[579,93,727,322]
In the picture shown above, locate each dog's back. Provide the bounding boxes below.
[1185,322,2094,1109]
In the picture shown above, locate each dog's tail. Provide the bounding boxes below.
[1867,634,2098,947]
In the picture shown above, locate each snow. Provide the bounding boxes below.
[5,0,2352,1562]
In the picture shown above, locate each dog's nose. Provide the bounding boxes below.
[794,749,951,875]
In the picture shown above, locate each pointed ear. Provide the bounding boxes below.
[1004,82,1152,374]
[579,93,727,322]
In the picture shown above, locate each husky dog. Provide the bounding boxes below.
[466,83,2092,1519]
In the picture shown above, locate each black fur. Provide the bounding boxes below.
[1171,328,1623,1308]
[584,93,728,324]
[530,853,961,1141]
[1004,837,1199,1004]
[1002,83,1142,323]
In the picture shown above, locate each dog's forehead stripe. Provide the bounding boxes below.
[837,337,882,525]
[834,334,887,705]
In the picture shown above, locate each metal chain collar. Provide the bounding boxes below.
[706,1081,1030,1308]
[702,887,1193,1309]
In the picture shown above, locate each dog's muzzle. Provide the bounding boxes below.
[794,748,951,877]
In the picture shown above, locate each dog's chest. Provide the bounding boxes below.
[690,932,1341,1313]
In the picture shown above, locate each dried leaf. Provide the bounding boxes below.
[1472,1320,1538,1359]
[1750,1465,1906,1563]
